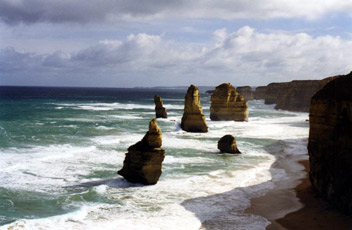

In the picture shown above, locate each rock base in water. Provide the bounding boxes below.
[218,135,241,154]
[118,119,165,185]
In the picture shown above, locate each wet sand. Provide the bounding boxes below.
[245,156,352,230]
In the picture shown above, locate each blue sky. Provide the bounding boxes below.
[0,0,352,87]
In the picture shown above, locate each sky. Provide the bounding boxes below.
[0,0,352,87]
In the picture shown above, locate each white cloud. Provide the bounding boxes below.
[1,27,352,87]
[0,0,352,25]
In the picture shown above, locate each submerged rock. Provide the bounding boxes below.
[118,119,165,185]
[154,95,167,118]
[210,83,249,121]
[181,85,208,132]
[218,135,241,154]
[308,72,352,213]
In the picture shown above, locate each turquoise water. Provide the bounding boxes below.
[0,87,309,229]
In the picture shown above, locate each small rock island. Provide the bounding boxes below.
[218,135,241,154]
[181,85,208,132]
[118,119,165,185]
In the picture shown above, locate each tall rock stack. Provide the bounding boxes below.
[308,72,352,213]
[210,83,249,121]
[181,85,208,132]
[154,95,167,118]
[118,119,165,185]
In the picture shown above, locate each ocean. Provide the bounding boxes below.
[0,86,309,230]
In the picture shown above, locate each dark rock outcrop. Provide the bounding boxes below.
[254,86,267,100]
[218,135,241,154]
[118,119,165,185]
[308,72,352,213]
[264,78,336,112]
[237,86,254,100]
[181,85,208,132]
[154,95,167,118]
[210,83,248,121]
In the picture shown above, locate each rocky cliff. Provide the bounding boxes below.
[308,72,352,213]
[118,119,165,185]
[254,86,267,100]
[264,77,336,112]
[210,83,248,121]
[237,86,254,100]
[264,82,291,105]
[181,85,208,132]
[154,95,167,118]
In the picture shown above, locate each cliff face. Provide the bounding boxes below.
[181,85,208,132]
[265,78,335,112]
[254,86,267,100]
[236,86,254,100]
[118,119,165,185]
[154,95,167,118]
[265,82,291,105]
[308,72,352,213]
[210,83,248,121]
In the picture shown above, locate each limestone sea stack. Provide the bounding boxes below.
[218,135,241,154]
[154,95,167,118]
[181,85,208,132]
[308,72,352,213]
[118,119,165,185]
[210,83,249,121]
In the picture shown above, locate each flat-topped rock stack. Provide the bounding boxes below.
[118,119,165,185]
[210,83,248,121]
[308,72,352,213]
[181,85,208,132]
[154,95,167,118]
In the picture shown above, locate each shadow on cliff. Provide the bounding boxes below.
[180,138,307,230]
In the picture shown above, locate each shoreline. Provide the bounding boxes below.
[245,154,352,229]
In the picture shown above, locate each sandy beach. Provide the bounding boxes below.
[245,155,352,230]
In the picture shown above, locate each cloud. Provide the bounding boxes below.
[1,27,352,87]
[0,0,352,25]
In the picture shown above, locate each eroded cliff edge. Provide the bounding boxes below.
[308,72,352,213]
[266,78,335,112]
